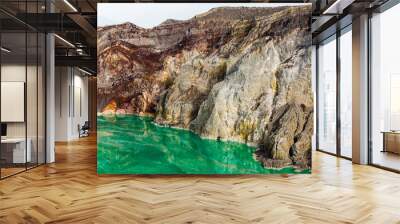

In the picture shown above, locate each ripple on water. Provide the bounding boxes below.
[97,115,310,174]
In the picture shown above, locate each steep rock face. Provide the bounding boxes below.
[256,104,313,169]
[98,6,313,169]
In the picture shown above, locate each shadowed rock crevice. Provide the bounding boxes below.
[256,104,313,169]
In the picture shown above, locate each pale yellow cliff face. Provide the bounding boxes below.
[97,6,313,169]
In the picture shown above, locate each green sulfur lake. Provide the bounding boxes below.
[97,115,310,174]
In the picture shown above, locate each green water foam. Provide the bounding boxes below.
[97,115,310,174]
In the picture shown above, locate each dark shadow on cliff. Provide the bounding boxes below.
[255,103,313,169]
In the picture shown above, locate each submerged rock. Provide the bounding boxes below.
[98,6,313,169]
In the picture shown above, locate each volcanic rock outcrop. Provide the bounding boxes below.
[97,6,313,169]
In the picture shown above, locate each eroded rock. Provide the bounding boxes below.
[97,6,313,169]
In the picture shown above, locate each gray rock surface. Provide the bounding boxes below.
[97,6,313,169]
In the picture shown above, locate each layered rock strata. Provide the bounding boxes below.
[98,6,313,169]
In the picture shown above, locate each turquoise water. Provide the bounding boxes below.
[97,115,310,174]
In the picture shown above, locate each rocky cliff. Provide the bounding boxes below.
[97,6,313,170]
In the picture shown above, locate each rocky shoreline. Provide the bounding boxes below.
[98,6,313,170]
